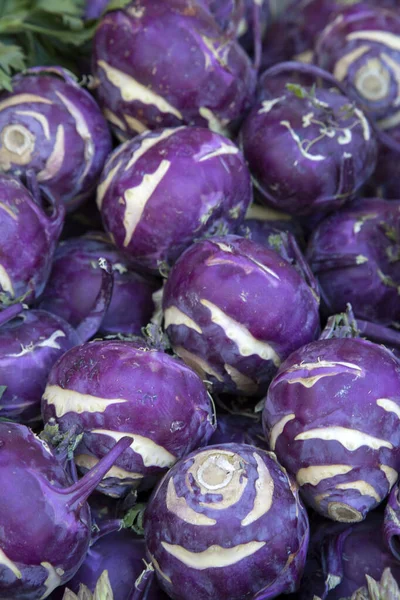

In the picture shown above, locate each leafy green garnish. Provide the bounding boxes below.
[0,0,131,91]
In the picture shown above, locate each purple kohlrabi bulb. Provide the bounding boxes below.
[239,63,378,216]
[56,531,168,600]
[0,67,112,211]
[97,127,252,273]
[0,173,64,305]
[0,422,131,599]
[315,5,400,145]
[306,198,400,327]
[263,329,400,523]
[0,259,113,424]
[41,340,216,497]
[163,234,320,397]
[297,512,400,599]
[38,232,160,336]
[144,443,309,600]
[91,0,256,139]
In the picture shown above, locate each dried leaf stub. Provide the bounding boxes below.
[350,568,400,600]
[62,570,114,600]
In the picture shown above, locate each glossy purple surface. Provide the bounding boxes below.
[263,336,400,522]
[0,67,112,211]
[42,340,216,496]
[315,5,400,133]
[239,85,377,216]
[144,442,309,600]
[92,0,256,138]
[0,307,79,424]
[97,127,252,273]
[163,235,320,396]
[0,174,64,305]
[38,233,160,335]
[307,198,400,327]
[0,423,131,599]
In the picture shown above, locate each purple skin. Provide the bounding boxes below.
[0,174,64,305]
[208,413,268,449]
[91,0,256,140]
[0,261,113,424]
[365,134,400,200]
[37,233,160,336]
[144,443,310,600]
[0,67,112,212]
[55,531,168,600]
[239,72,378,216]
[306,198,400,327]
[41,340,216,497]
[263,332,400,523]
[0,422,131,599]
[260,0,399,71]
[384,480,400,562]
[97,127,252,273]
[315,5,400,144]
[298,512,400,599]
[162,234,320,397]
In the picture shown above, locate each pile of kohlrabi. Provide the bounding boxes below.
[2,1,400,598]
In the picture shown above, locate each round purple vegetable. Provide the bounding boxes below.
[91,0,256,139]
[0,422,131,599]
[239,64,378,215]
[97,127,252,273]
[144,443,309,600]
[263,321,400,523]
[57,531,167,600]
[260,0,399,71]
[41,340,216,497]
[298,512,400,599]
[315,5,400,144]
[0,67,112,211]
[0,258,113,425]
[306,198,400,327]
[38,232,160,336]
[162,234,320,396]
[0,173,64,305]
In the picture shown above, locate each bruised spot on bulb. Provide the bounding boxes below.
[327,501,363,523]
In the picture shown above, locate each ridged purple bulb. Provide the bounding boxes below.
[239,82,377,215]
[91,0,256,139]
[0,173,64,305]
[263,336,400,523]
[163,235,320,397]
[306,198,400,327]
[315,5,400,137]
[38,233,160,336]
[41,340,216,497]
[0,67,112,211]
[97,127,252,273]
[0,422,131,599]
[57,531,167,600]
[144,443,309,600]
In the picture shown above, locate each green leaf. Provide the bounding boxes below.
[32,0,85,16]
[286,83,307,98]
[0,386,7,400]
[104,0,132,13]
[0,41,26,73]
[123,503,146,535]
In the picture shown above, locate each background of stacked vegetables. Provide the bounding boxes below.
[3,0,400,598]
